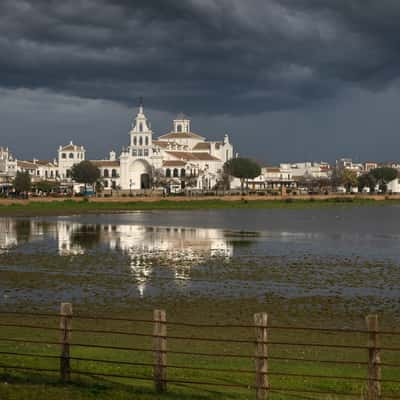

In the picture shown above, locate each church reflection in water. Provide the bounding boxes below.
[0,218,234,297]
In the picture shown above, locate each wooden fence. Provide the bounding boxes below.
[0,303,399,399]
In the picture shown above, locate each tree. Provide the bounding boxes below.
[14,171,31,194]
[216,169,231,191]
[152,167,168,189]
[330,167,357,191]
[357,173,377,192]
[224,158,261,193]
[369,167,398,193]
[71,161,100,192]
[35,180,59,194]
[341,169,358,191]
[330,166,343,188]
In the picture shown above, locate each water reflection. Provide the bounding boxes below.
[0,218,236,297]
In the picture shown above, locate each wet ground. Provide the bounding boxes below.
[0,207,399,326]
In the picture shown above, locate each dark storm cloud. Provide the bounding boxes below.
[1,0,400,114]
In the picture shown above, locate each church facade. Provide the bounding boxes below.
[89,105,234,192]
[5,105,234,193]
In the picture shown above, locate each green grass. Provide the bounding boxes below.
[0,251,399,400]
[0,311,399,400]
[0,197,398,217]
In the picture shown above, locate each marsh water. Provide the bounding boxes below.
[1,206,400,322]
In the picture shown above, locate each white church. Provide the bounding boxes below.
[1,104,234,193]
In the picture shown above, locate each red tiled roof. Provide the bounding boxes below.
[152,140,169,148]
[166,151,220,161]
[193,142,211,150]
[31,160,55,166]
[163,160,187,167]
[17,160,38,169]
[158,131,204,140]
[265,168,281,173]
[91,160,120,167]
[60,144,84,151]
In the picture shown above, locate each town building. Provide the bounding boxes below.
[364,162,378,173]
[91,105,233,192]
[1,104,234,193]
[336,158,364,176]
[281,162,331,179]
[0,147,17,191]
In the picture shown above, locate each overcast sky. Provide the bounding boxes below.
[2,0,400,165]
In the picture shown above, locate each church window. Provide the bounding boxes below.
[111,169,117,178]
[62,153,66,159]
[139,136,143,146]
[66,169,71,178]
[132,149,137,156]
[104,169,109,178]
[166,169,171,177]
[104,180,108,188]
[173,168,179,177]
[144,149,149,157]
[112,181,117,189]
[138,149,143,156]
[69,153,74,159]
[145,136,149,145]
[50,171,54,178]
[133,137,137,146]
[177,124,182,132]
[139,122,143,132]
[181,168,186,177]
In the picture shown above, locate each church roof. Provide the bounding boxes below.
[163,160,187,167]
[265,167,281,173]
[17,160,38,169]
[152,140,169,148]
[60,142,85,151]
[166,151,220,162]
[193,142,211,151]
[32,160,55,166]
[91,160,120,167]
[158,131,204,140]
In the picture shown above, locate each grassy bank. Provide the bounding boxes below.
[1,251,400,399]
[0,197,398,216]
[0,306,399,400]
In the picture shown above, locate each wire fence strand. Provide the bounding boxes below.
[1,310,400,335]
[1,308,400,399]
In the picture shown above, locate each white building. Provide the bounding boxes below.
[57,141,86,180]
[0,147,17,189]
[2,104,234,192]
[280,162,330,179]
[93,105,234,192]
[387,178,400,194]
[336,158,363,176]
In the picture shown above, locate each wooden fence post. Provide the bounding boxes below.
[60,302,73,382]
[153,309,167,392]
[254,313,269,400]
[366,315,381,400]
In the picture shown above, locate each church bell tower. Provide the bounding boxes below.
[129,99,153,158]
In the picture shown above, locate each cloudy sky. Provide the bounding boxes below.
[2,0,400,164]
